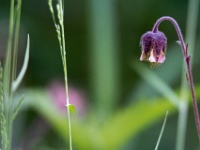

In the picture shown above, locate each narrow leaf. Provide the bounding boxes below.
[12,34,30,92]
[12,96,24,120]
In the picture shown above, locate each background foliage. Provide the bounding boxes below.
[0,0,200,149]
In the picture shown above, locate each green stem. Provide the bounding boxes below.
[4,0,15,125]
[48,0,72,149]
[59,1,72,149]
[5,0,15,149]
[61,22,73,150]
[9,0,23,149]
[3,0,23,149]
[155,111,168,150]
[12,0,22,81]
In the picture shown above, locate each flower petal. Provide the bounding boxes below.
[157,53,165,63]
[149,50,156,62]
[140,51,147,61]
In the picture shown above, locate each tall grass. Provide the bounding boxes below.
[0,0,30,149]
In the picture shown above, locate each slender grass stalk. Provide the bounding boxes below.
[176,0,199,149]
[12,0,22,81]
[3,0,16,149]
[4,0,15,131]
[48,0,72,149]
[8,1,23,149]
[155,111,168,150]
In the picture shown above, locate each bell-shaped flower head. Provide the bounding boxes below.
[140,31,167,64]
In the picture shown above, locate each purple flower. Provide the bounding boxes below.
[140,31,167,64]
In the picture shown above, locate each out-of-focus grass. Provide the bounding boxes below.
[88,0,120,118]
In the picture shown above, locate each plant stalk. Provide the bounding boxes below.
[152,16,200,142]
[176,0,199,149]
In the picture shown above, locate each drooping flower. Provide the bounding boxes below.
[138,16,200,141]
[140,31,167,65]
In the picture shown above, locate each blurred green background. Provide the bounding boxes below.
[1,0,200,149]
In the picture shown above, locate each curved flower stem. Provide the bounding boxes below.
[152,16,200,142]
[152,17,186,57]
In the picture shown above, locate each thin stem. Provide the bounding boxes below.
[61,23,73,150]
[48,0,73,149]
[152,16,200,142]
[176,0,199,149]
[12,0,22,81]
[186,55,200,139]
[155,111,168,150]
[3,0,23,149]
[5,0,15,149]
[4,0,15,128]
[59,1,73,149]
[8,0,22,147]
[152,17,186,56]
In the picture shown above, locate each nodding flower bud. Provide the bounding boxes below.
[140,31,167,64]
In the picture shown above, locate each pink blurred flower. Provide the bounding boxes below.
[48,80,87,116]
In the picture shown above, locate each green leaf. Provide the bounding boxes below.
[12,34,30,92]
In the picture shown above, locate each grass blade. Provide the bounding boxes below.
[155,111,168,150]
[12,34,30,92]
[12,96,24,121]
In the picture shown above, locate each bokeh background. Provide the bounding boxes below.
[1,0,200,149]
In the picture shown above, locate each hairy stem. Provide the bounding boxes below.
[152,16,200,142]
[176,0,199,149]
